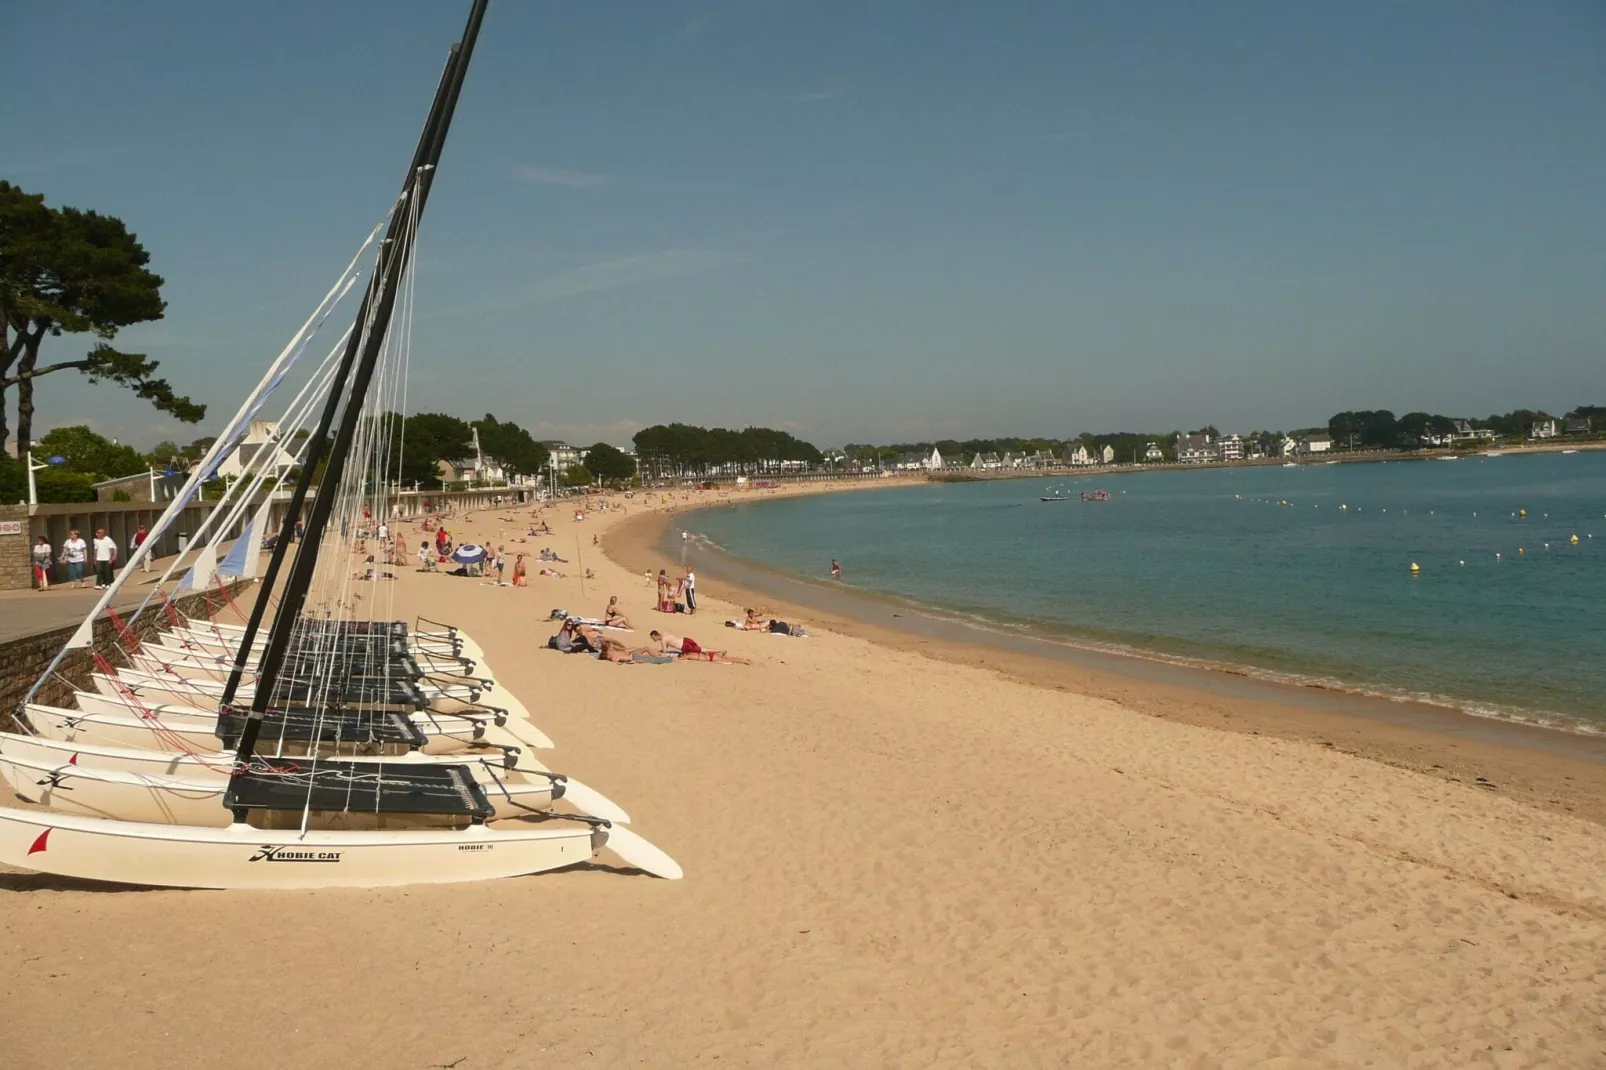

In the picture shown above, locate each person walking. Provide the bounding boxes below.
[61,529,88,588]
[130,523,151,572]
[683,566,697,614]
[32,536,52,591]
[92,527,118,590]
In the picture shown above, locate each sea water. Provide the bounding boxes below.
[686,453,1606,733]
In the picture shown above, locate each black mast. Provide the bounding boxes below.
[218,48,463,709]
[230,0,489,763]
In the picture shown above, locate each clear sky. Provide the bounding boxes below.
[5,0,1603,449]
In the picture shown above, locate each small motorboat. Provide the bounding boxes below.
[1080,489,1110,502]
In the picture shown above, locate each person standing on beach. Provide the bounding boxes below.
[130,524,151,572]
[91,527,117,590]
[61,529,87,588]
[32,536,52,590]
[831,559,841,579]
[683,566,697,614]
[657,568,671,608]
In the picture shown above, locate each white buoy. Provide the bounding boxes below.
[1459,560,1465,566]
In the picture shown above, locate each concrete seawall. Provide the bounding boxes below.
[0,582,243,731]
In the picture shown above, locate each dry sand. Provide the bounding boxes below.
[2,487,1604,1069]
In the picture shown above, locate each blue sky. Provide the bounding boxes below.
[5,0,1603,449]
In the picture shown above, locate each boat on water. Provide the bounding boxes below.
[0,0,683,890]
[1282,462,1298,468]
[1080,489,1110,502]
[1561,449,1579,455]
[1040,487,1069,502]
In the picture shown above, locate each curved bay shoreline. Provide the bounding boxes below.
[604,485,1606,827]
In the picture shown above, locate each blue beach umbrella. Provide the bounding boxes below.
[451,543,488,565]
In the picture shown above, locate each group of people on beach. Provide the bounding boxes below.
[651,567,697,614]
[546,614,745,665]
[31,524,152,591]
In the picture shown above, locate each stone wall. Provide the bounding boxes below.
[0,582,243,731]
[0,504,29,590]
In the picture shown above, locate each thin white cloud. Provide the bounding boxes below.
[529,249,748,302]
[515,165,612,189]
[1,146,131,176]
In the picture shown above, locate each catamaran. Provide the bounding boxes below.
[0,0,681,888]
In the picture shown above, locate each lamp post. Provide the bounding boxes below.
[25,450,66,506]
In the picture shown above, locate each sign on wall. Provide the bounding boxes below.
[0,521,22,536]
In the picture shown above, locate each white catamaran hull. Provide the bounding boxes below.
[0,751,563,829]
[0,807,644,889]
[20,703,524,756]
[86,674,554,750]
[0,731,630,824]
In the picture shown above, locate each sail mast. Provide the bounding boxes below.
[232,0,489,763]
[220,11,477,710]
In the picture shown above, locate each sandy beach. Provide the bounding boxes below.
[3,486,1604,1068]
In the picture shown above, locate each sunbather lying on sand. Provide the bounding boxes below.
[648,630,749,664]
[547,618,599,654]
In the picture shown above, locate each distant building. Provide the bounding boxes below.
[1068,444,1092,466]
[1565,417,1591,436]
[1174,433,1218,465]
[1298,433,1333,455]
[1100,445,1115,464]
[1450,419,1497,442]
[926,447,945,470]
[1277,436,1299,458]
[540,441,584,474]
[1529,419,1558,440]
[93,469,187,504]
[1143,442,1164,463]
[215,419,297,481]
[1219,434,1244,462]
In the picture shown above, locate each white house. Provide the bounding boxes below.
[1529,419,1557,440]
[1219,434,1244,462]
[1068,444,1092,466]
[1174,433,1218,465]
[1100,445,1114,465]
[1299,433,1333,455]
[1143,442,1164,463]
[926,447,945,470]
[1277,436,1299,458]
[215,419,297,480]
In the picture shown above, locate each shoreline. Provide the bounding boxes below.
[604,493,1606,827]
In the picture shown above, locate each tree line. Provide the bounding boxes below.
[633,423,823,479]
[1327,406,1603,450]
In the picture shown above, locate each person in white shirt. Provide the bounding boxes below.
[32,537,52,591]
[683,567,697,615]
[61,529,88,588]
[92,527,117,589]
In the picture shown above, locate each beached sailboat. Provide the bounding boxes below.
[0,0,681,887]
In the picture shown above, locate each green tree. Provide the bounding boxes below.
[584,442,635,484]
[473,413,549,477]
[559,463,594,488]
[0,181,205,449]
[395,412,474,488]
[36,424,146,480]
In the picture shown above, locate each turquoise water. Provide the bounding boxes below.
[687,454,1606,732]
